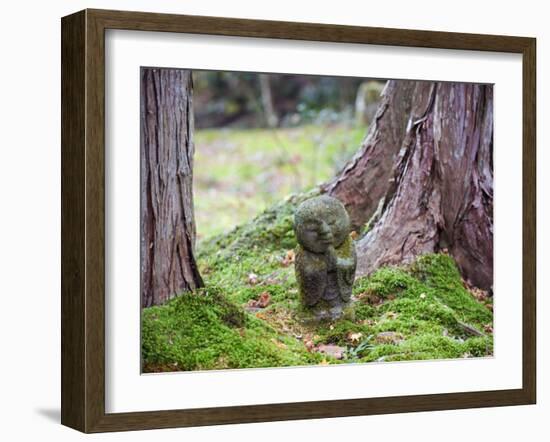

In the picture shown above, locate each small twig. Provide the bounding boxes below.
[456,320,484,337]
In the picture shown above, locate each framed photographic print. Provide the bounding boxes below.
[61,9,536,433]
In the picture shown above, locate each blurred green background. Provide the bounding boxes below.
[192,71,384,242]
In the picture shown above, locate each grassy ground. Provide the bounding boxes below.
[193,124,365,240]
[142,192,494,372]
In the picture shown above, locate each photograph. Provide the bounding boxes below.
[139,68,494,373]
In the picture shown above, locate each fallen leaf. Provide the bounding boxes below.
[257,291,271,308]
[348,332,363,343]
[281,249,296,267]
[470,287,490,302]
[318,359,330,366]
[462,279,490,302]
[247,273,259,285]
[350,231,359,240]
[246,291,271,310]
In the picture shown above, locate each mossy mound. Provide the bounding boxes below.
[142,196,493,372]
[142,286,321,372]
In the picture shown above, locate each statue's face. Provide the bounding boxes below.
[294,196,350,253]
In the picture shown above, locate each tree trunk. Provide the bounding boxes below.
[323,80,418,230]
[325,81,493,291]
[141,68,204,307]
[259,74,279,128]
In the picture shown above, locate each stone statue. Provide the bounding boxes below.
[294,195,357,320]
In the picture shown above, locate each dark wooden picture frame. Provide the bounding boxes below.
[61,8,536,433]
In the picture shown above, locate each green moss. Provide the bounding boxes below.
[354,266,416,297]
[353,302,376,321]
[145,191,493,371]
[142,286,319,371]
[195,190,315,310]
[360,334,493,363]
[377,298,457,334]
[410,254,492,327]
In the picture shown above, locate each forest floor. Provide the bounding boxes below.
[193,124,365,240]
[142,191,494,372]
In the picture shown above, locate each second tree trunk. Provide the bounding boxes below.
[326,81,493,291]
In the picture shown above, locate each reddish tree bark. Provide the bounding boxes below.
[326,81,493,290]
[141,68,204,307]
[323,80,417,230]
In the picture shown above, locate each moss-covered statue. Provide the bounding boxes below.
[294,195,357,320]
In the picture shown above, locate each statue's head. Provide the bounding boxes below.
[294,195,351,253]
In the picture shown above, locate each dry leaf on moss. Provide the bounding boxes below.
[348,332,363,343]
[247,273,259,285]
[281,249,296,267]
